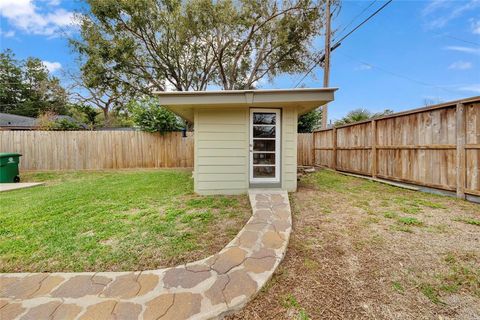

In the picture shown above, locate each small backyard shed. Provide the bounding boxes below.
[156,88,336,195]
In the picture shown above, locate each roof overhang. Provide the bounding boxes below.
[153,88,337,123]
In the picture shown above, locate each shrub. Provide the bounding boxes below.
[37,112,82,131]
[128,97,183,133]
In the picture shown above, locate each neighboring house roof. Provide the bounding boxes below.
[0,113,38,129]
[154,88,337,123]
[0,113,87,130]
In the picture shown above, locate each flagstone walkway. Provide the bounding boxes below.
[0,190,292,320]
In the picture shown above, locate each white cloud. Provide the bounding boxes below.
[422,0,449,16]
[355,64,372,71]
[0,30,16,38]
[471,19,480,34]
[448,61,473,70]
[42,61,62,73]
[0,0,76,37]
[459,84,480,93]
[422,0,480,29]
[445,46,480,55]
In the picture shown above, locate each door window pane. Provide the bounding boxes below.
[253,166,275,178]
[253,126,275,138]
[253,113,276,125]
[253,153,275,165]
[253,140,275,152]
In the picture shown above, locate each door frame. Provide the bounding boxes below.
[249,108,281,184]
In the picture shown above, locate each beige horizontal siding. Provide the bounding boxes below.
[197,165,245,174]
[282,107,298,192]
[195,107,249,194]
[195,106,299,195]
[198,132,246,141]
[196,124,246,133]
[197,149,246,157]
[197,157,246,166]
[197,181,247,190]
[197,173,247,181]
[197,140,248,149]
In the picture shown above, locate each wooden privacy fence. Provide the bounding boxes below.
[0,131,194,170]
[0,131,313,171]
[297,133,314,165]
[309,97,480,198]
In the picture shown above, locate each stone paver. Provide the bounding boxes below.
[0,190,292,320]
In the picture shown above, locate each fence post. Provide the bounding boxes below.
[332,128,337,170]
[312,131,316,166]
[371,120,377,178]
[456,103,466,199]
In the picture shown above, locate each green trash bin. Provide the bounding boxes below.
[0,153,22,183]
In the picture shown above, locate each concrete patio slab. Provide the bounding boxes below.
[0,190,292,320]
[0,183,45,193]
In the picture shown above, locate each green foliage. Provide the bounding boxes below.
[0,49,68,117]
[392,281,404,293]
[397,217,423,226]
[75,104,100,129]
[49,118,83,131]
[453,217,480,226]
[383,211,398,219]
[72,0,333,92]
[282,293,300,308]
[37,112,83,131]
[420,283,443,304]
[281,293,310,320]
[334,108,394,126]
[128,98,182,133]
[298,108,322,133]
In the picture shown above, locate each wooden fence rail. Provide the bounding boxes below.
[0,131,194,170]
[307,97,480,199]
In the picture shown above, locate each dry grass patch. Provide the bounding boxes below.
[228,169,480,320]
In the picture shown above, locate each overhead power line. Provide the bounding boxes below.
[429,30,480,47]
[294,0,394,88]
[338,51,459,94]
[334,0,378,42]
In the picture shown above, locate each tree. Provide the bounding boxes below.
[21,58,69,117]
[128,97,183,133]
[334,108,393,126]
[0,50,24,113]
[72,0,331,92]
[67,69,130,125]
[75,104,100,129]
[0,49,69,117]
[298,108,322,133]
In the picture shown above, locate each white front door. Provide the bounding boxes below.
[249,108,281,184]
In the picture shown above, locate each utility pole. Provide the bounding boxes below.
[322,0,331,129]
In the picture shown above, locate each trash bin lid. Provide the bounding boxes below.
[0,152,22,158]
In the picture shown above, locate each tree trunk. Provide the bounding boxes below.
[102,107,110,126]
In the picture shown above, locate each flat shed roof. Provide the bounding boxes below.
[154,88,337,123]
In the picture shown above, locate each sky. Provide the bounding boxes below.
[0,0,479,122]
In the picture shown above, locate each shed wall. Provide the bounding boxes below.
[194,107,249,194]
[282,107,298,192]
[194,106,299,195]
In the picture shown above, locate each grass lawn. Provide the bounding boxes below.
[0,170,250,273]
[229,169,480,320]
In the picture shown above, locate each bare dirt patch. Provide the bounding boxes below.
[228,169,480,320]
